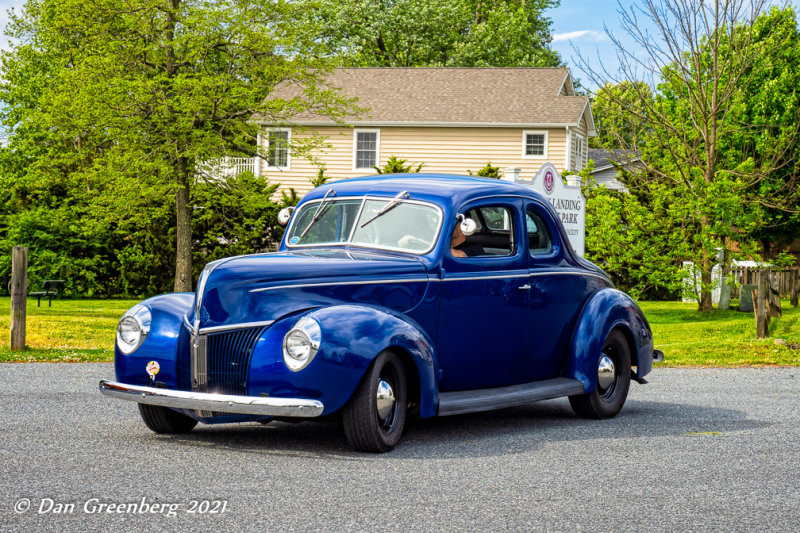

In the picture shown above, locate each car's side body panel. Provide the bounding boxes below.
[437,197,532,390]
[523,269,611,382]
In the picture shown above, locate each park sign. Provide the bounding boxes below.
[503,163,586,257]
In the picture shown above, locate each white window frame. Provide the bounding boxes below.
[522,130,548,159]
[572,132,585,171]
[353,129,381,171]
[265,128,291,171]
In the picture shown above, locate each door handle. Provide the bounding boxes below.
[518,284,531,290]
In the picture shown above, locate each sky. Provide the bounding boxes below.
[547,0,643,90]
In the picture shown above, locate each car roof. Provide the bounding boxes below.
[300,173,546,210]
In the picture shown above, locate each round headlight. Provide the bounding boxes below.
[118,316,141,345]
[116,305,152,355]
[282,316,321,372]
[285,330,312,360]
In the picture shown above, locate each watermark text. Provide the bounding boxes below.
[14,497,227,518]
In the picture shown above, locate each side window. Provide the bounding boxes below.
[452,206,514,258]
[526,210,553,255]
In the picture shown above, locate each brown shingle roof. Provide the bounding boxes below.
[264,68,590,127]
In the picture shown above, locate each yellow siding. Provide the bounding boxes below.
[261,126,570,195]
[569,113,590,171]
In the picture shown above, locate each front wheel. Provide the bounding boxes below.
[342,350,407,452]
[569,329,631,419]
[138,404,198,433]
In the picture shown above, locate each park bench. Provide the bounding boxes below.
[30,280,65,307]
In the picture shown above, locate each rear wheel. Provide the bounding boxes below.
[343,350,407,453]
[138,404,198,433]
[569,329,631,419]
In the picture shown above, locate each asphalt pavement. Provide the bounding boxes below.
[1,364,798,532]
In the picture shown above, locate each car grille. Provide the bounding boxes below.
[205,326,265,396]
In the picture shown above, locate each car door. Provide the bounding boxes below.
[522,201,593,382]
[436,198,530,391]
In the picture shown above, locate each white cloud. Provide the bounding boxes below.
[552,30,607,43]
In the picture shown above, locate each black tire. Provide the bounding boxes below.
[138,404,198,434]
[569,329,631,419]
[343,350,407,453]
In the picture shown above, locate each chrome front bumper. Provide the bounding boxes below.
[99,380,324,418]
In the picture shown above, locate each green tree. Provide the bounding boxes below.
[584,176,690,300]
[579,2,800,311]
[191,172,289,262]
[589,81,653,150]
[309,0,562,67]
[729,8,800,260]
[2,0,351,292]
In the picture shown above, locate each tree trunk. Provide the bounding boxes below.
[698,253,713,312]
[10,246,28,351]
[174,160,193,292]
[697,212,714,312]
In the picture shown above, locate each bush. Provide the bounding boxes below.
[468,162,502,179]
[374,155,424,174]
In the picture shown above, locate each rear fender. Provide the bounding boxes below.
[563,289,654,393]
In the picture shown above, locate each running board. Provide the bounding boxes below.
[437,378,585,416]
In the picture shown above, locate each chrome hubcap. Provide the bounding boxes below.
[597,354,616,392]
[376,379,396,422]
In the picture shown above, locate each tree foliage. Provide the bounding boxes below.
[308,0,562,67]
[579,2,800,311]
[1,0,351,293]
[589,81,653,149]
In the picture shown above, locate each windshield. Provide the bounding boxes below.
[285,197,442,254]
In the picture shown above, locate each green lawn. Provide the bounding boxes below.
[639,300,800,366]
[0,298,138,362]
[1,297,799,366]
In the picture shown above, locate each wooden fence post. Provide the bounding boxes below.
[769,275,782,318]
[10,246,28,351]
[791,268,799,308]
[755,269,770,339]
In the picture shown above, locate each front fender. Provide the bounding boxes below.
[114,293,194,389]
[248,304,438,417]
[563,289,654,393]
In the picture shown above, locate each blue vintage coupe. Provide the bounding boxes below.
[100,174,663,452]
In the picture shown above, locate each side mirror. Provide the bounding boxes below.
[457,214,477,236]
[278,206,295,225]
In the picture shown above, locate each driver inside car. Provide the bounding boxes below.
[450,223,484,257]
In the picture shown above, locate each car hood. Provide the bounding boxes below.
[193,249,431,330]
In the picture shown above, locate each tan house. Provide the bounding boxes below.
[254,68,596,194]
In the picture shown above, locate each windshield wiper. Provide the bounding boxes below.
[299,189,336,238]
[359,191,409,228]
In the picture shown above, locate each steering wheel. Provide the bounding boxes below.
[398,235,429,250]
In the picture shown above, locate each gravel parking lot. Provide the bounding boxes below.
[1,364,798,532]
